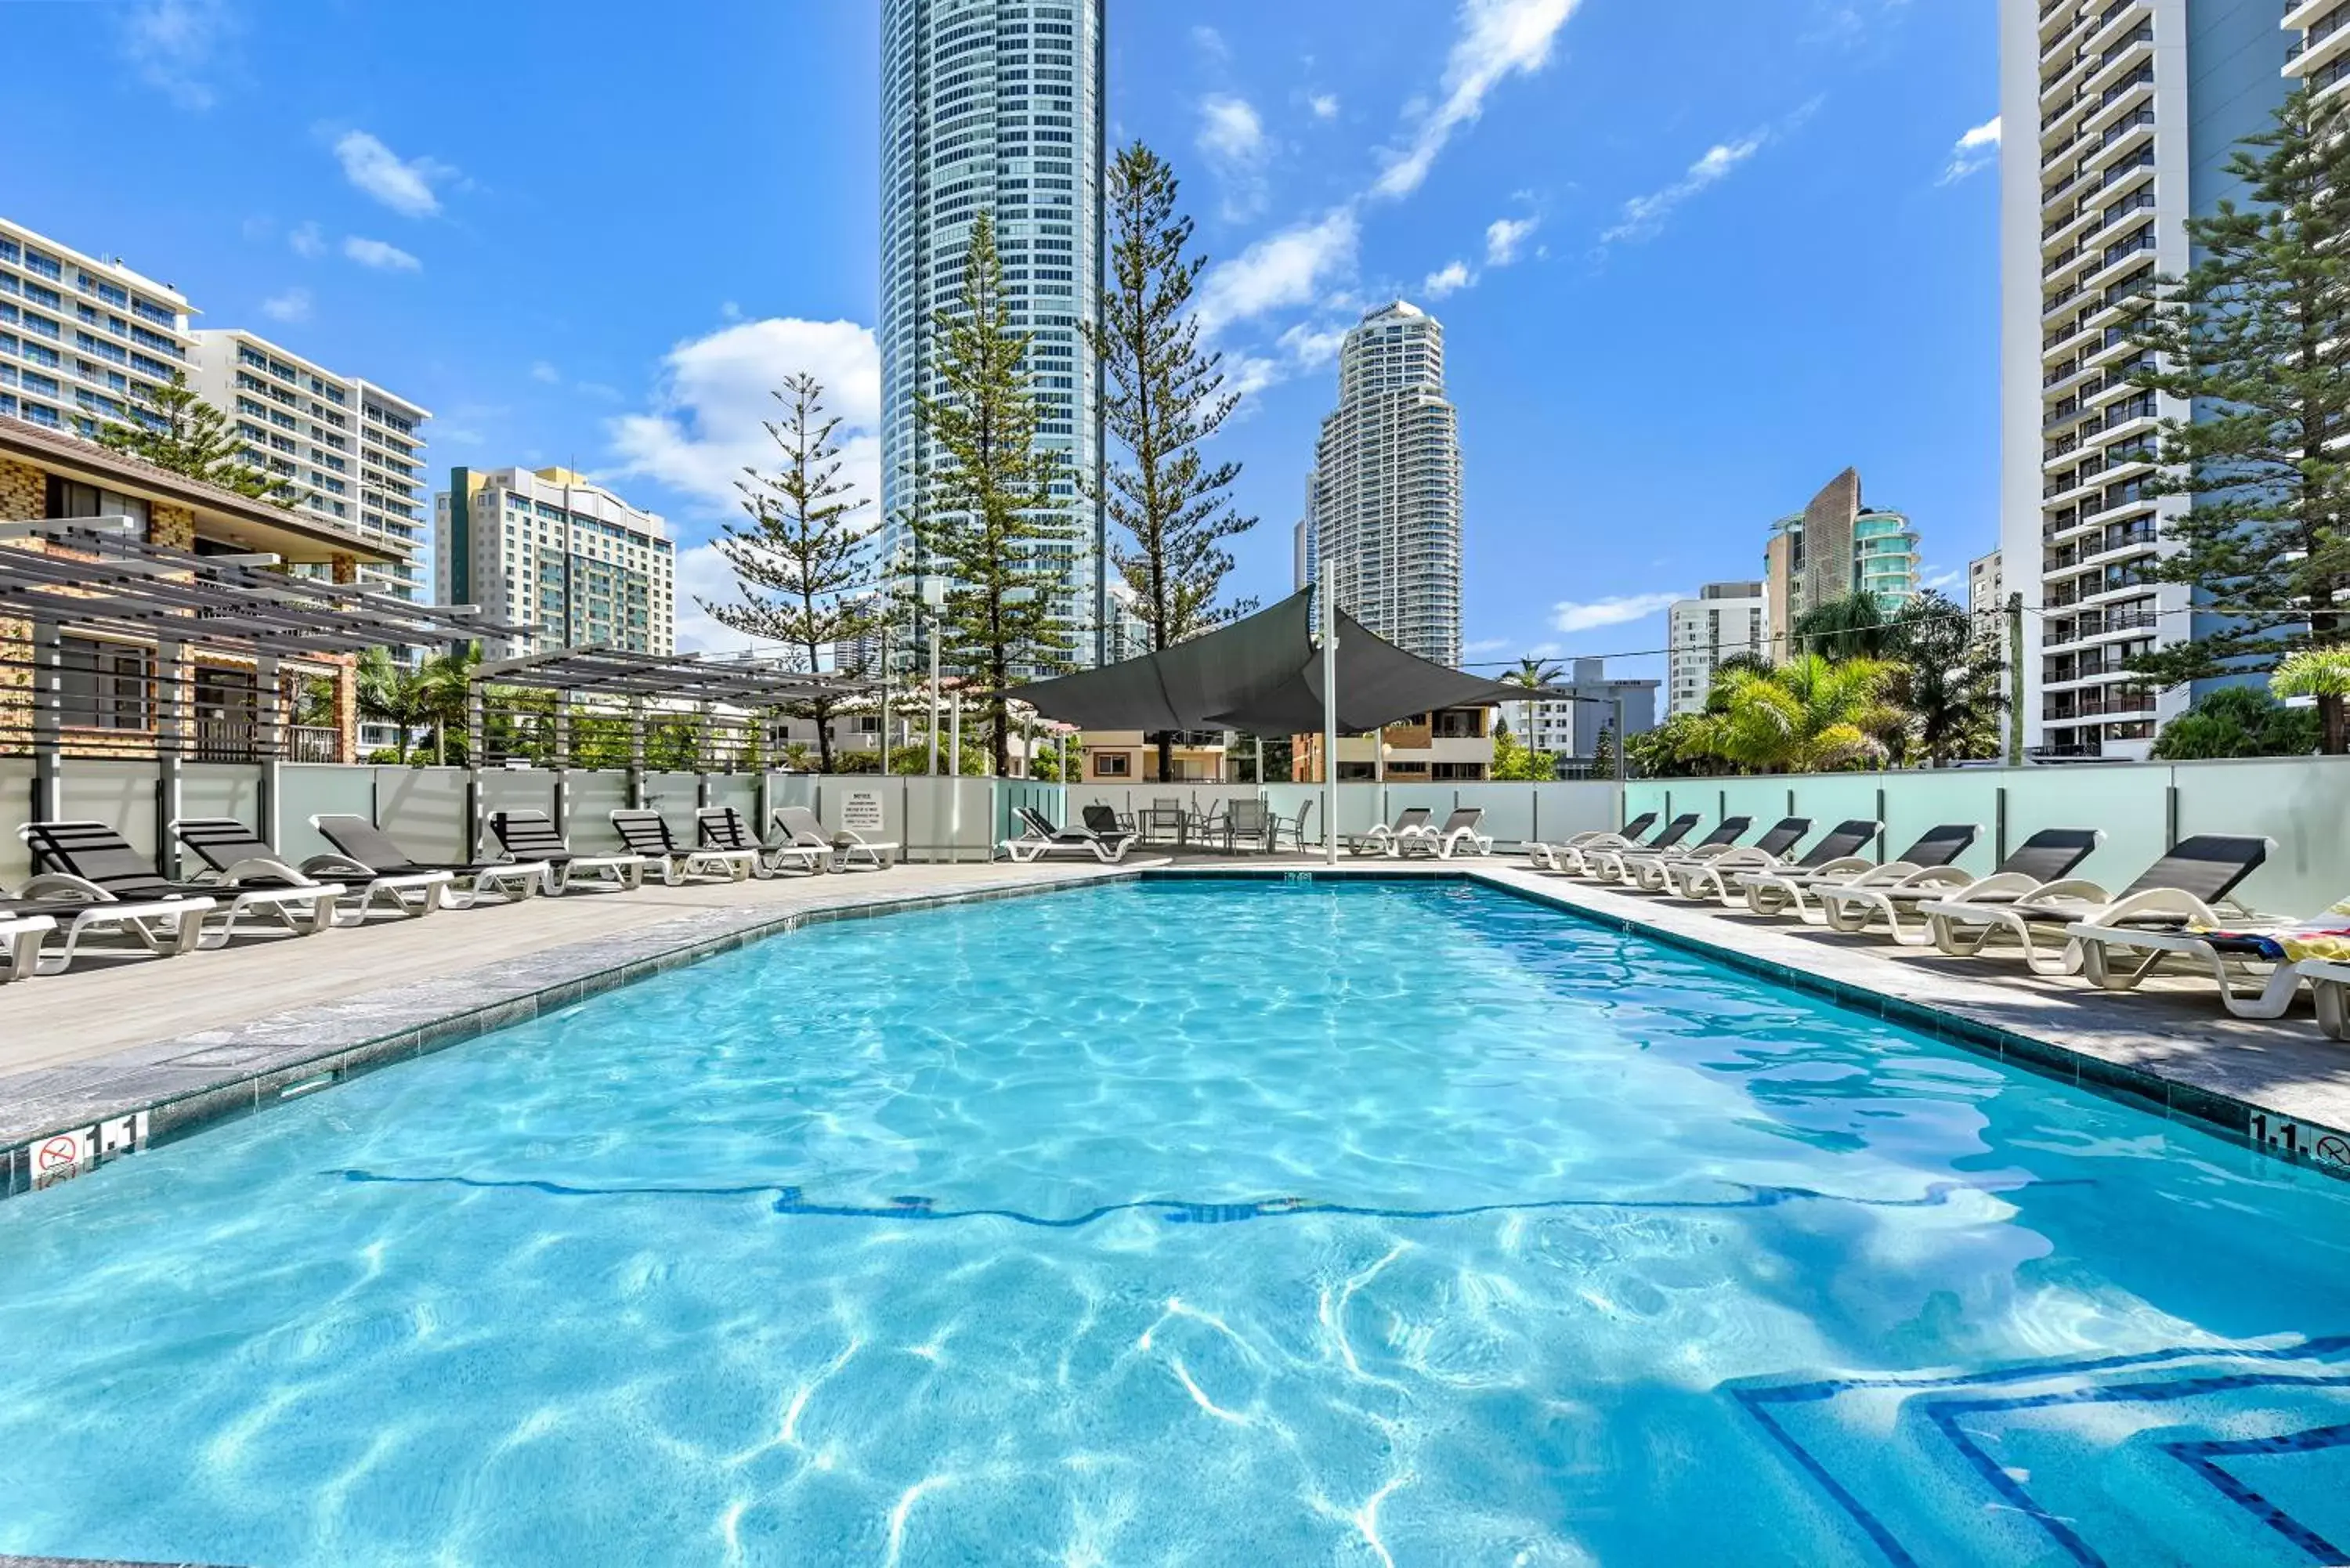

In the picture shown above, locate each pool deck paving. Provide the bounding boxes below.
[0,848,2344,1197]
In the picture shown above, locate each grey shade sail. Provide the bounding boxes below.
[1009,589,1552,735]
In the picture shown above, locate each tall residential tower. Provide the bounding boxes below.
[1303,301,1464,665]
[2000,0,2287,759]
[878,0,1107,666]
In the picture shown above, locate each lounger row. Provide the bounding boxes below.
[0,806,896,981]
[1526,811,2350,1041]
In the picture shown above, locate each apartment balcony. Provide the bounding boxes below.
[2289,7,2350,82]
[2084,526,2160,565]
[2287,0,2337,30]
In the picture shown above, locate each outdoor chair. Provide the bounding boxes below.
[1397,807,1492,859]
[309,815,548,908]
[1140,798,1188,846]
[2299,956,2350,1040]
[1737,822,1980,921]
[1271,799,1315,854]
[488,809,649,894]
[610,810,756,884]
[1586,816,1752,884]
[1556,812,1701,878]
[2060,855,2336,1013]
[772,805,898,871]
[998,804,1137,865]
[174,816,451,922]
[1343,806,1434,858]
[1816,828,2102,946]
[693,807,824,878]
[0,914,56,985]
[1923,833,2272,977]
[1219,798,1272,854]
[1622,818,1803,892]
[1664,819,1875,903]
[18,819,335,949]
[1524,811,1658,873]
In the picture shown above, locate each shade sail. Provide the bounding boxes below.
[1010,589,1549,734]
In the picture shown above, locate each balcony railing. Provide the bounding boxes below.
[193,720,342,763]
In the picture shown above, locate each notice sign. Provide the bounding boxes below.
[22,1111,146,1192]
[840,789,885,834]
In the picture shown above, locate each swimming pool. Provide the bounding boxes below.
[1,879,2346,1566]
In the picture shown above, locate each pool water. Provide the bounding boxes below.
[2,880,2348,1566]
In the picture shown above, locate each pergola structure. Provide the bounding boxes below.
[1,518,520,817]
[467,646,881,773]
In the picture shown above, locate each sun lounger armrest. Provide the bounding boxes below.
[302,852,378,880]
[16,872,111,902]
[2021,877,2110,906]
[1805,856,1873,879]
[218,854,312,887]
[1945,871,2084,905]
[1890,865,1976,891]
[2092,887,2227,927]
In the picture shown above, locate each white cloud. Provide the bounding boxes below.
[1191,24,1230,59]
[1940,114,2001,185]
[259,287,311,323]
[1463,637,1510,656]
[1920,565,1964,592]
[608,316,881,516]
[530,360,562,385]
[332,130,456,219]
[1423,259,1473,298]
[1485,215,1539,266]
[287,220,324,259]
[1602,131,1768,245]
[120,0,233,111]
[1549,591,1684,634]
[1374,0,1580,199]
[1309,92,1340,121]
[1196,208,1359,333]
[1228,355,1283,399]
[1276,320,1348,368]
[342,237,421,272]
[1198,95,1266,164]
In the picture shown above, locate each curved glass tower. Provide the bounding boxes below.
[879,0,1108,667]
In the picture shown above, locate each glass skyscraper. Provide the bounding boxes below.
[878,0,1108,667]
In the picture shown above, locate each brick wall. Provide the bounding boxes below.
[0,461,37,758]
[0,457,42,521]
[150,502,195,550]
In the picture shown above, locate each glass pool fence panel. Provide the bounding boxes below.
[1999,765,2170,900]
[1784,775,1887,860]
[640,772,701,848]
[479,771,558,849]
[376,767,469,866]
[564,771,631,858]
[1259,783,1322,845]
[1872,768,2002,879]
[0,757,31,886]
[1447,782,1621,848]
[277,764,379,867]
[899,776,995,862]
[2171,755,2350,917]
[996,778,1062,844]
[807,775,902,851]
[176,762,264,879]
[57,757,157,869]
[704,775,759,840]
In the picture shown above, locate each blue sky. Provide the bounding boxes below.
[9,0,1999,679]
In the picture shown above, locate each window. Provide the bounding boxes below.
[60,638,154,730]
[1093,751,1130,777]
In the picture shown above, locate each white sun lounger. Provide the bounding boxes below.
[0,914,56,984]
[1588,817,1752,885]
[1925,833,2273,977]
[1397,807,1492,859]
[174,817,453,923]
[692,807,823,877]
[1524,811,1657,873]
[772,805,898,871]
[611,810,757,883]
[18,820,336,947]
[1737,824,1979,922]
[999,805,1137,864]
[1815,829,2103,946]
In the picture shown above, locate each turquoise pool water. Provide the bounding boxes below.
[1,880,2348,1566]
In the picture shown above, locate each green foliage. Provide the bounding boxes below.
[2150,685,2319,760]
[1489,722,1557,782]
[906,211,1079,776]
[702,373,880,772]
[2124,88,2350,735]
[97,370,299,504]
[1090,142,1258,786]
[2272,645,2350,753]
[829,742,988,776]
[1681,654,1904,774]
[1885,591,2006,767]
[1791,592,1902,661]
[1625,712,1721,779]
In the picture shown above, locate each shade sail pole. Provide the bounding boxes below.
[1321,566,1337,866]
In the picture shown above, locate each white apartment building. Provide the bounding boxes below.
[1303,301,1464,666]
[436,466,676,657]
[190,331,428,606]
[1969,549,2005,617]
[0,218,196,442]
[2287,0,2350,99]
[2000,0,2286,759]
[879,0,1108,669]
[1667,581,1768,716]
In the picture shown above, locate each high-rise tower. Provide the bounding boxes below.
[2001,0,2287,759]
[1303,302,1463,665]
[878,0,1108,665]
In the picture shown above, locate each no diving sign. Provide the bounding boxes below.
[22,1112,147,1192]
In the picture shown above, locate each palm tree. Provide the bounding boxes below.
[1791,591,1900,661]
[2272,645,2350,753]
[414,644,481,765]
[1688,653,1904,773]
[1887,592,2005,767]
[354,648,436,764]
[1501,656,1565,755]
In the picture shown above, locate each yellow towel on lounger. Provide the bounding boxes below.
[2191,901,2350,962]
